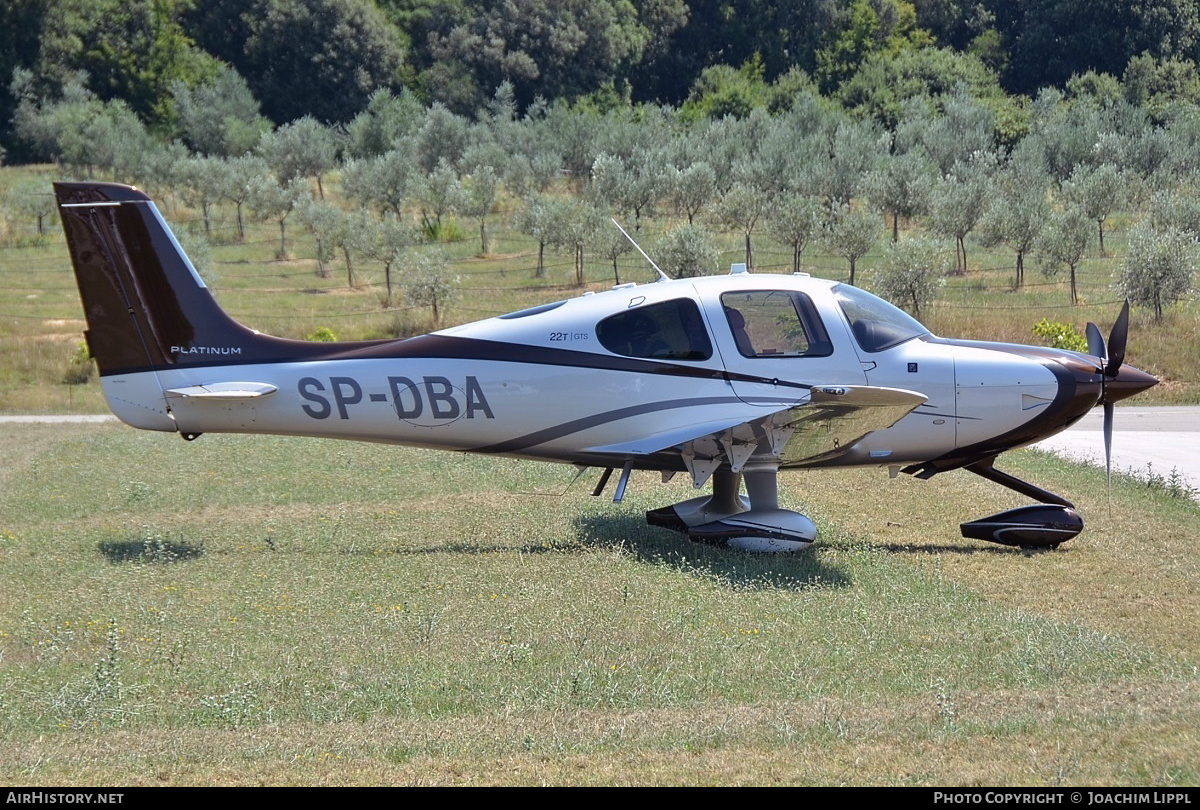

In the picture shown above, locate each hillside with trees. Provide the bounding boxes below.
[9,0,1200,157]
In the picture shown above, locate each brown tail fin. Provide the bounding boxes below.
[55,181,326,375]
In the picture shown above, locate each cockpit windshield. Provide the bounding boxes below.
[833,284,931,353]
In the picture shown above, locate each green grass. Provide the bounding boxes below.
[1,164,1197,412]
[0,424,1197,784]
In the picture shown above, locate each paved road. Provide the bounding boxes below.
[1033,406,1200,493]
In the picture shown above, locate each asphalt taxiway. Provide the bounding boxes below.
[1032,406,1200,495]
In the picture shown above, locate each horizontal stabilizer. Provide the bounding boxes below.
[166,382,278,400]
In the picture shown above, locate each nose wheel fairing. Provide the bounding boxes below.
[960,504,1084,548]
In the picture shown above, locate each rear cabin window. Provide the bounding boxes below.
[596,298,713,360]
[721,290,833,358]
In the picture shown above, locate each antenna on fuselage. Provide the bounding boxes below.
[610,218,671,282]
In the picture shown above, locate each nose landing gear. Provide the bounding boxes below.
[959,458,1083,548]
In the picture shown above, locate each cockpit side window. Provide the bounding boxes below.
[720,290,833,358]
[596,298,713,360]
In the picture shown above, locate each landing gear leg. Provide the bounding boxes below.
[646,470,747,532]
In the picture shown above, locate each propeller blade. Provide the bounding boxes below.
[1085,321,1105,361]
[1105,301,1130,376]
[1103,401,1114,494]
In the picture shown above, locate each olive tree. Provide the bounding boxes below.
[363,213,418,307]
[546,199,601,286]
[654,224,720,279]
[1037,205,1092,305]
[247,177,307,260]
[4,178,57,236]
[979,154,1051,289]
[176,156,231,237]
[401,248,456,325]
[1118,221,1197,321]
[591,151,665,232]
[824,204,880,286]
[171,65,270,158]
[295,198,343,278]
[872,236,951,318]
[767,193,824,274]
[220,155,270,241]
[592,222,634,285]
[342,147,416,217]
[1060,163,1127,257]
[459,164,500,255]
[716,182,769,269]
[670,161,718,224]
[513,193,556,278]
[868,148,935,242]
[257,116,339,199]
[930,162,992,275]
[415,159,462,239]
[331,207,376,288]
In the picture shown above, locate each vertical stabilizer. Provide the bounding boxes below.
[55,181,270,375]
[56,182,381,433]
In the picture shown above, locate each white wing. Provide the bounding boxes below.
[589,384,926,487]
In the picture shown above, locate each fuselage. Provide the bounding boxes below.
[100,271,1145,475]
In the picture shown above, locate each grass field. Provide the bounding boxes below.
[0,423,1197,785]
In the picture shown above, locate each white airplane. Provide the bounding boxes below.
[54,181,1158,551]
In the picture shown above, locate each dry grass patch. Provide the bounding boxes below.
[1,679,1195,785]
[779,452,1200,659]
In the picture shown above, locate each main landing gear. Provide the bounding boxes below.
[645,464,817,553]
[612,455,1084,553]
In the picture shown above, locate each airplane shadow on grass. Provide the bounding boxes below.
[321,512,850,590]
[869,540,1063,557]
[98,536,204,564]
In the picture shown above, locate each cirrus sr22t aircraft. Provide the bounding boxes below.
[55,181,1158,552]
